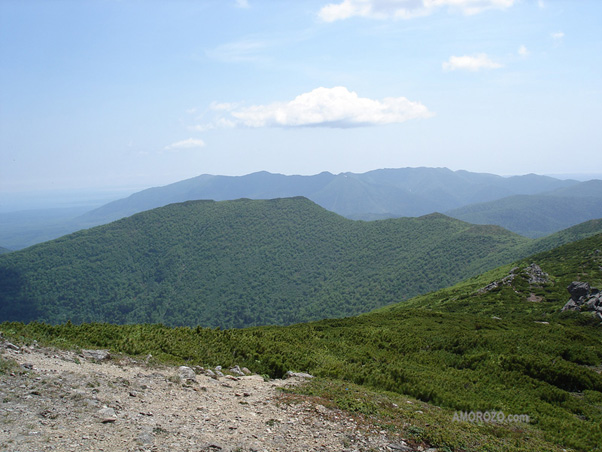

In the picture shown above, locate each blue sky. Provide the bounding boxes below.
[1,0,601,197]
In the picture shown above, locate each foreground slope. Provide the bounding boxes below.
[4,233,602,451]
[2,344,399,452]
[0,197,536,328]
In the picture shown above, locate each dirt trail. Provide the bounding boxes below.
[0,342,423,452]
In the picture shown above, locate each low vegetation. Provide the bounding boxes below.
[3,233,601,451]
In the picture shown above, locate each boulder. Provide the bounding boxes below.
[178,366,197,382]
[285,371,314,379]
[567,281,591,302]
[82,349,111,361]
[3,341,20,351]
[561,299,581,312]
[586,294,602,311]
[98,406,117,423]
[562,281,602,320]
[229,365,245,377]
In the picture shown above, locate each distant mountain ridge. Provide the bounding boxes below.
[446,179,602,237]
[2,167,599,250]
[78,167,580,224]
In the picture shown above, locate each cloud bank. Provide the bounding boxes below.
[442,54,503,71]
[205,87,433,129]
[318,0,515,22]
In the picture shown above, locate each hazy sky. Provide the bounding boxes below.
[1,0,601,195]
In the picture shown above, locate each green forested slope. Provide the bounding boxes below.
[0,197,535,328]
[446,180,602,238]
[380,231,602,317]
[3,234,602,451]
[1,197,601,328]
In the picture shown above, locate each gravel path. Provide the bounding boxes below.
[1,341,423,452]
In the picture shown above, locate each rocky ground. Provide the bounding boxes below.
[0,341,433,452]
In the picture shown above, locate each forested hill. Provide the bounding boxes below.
[0,197,599,328]
[446,179,602,238]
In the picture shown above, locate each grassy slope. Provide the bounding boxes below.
[0,197,535,328]
[3,233,602,451]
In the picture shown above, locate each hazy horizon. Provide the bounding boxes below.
[1,1,601,196]
[2,166,601,213]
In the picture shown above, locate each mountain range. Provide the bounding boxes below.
[1,167,600,250]
[2,196,601,328]
[79,167,580,223]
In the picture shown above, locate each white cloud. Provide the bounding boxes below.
[235,0,250,8]
[551,31,565,40]
[318,0,515,22]
[518,45,529,57]
[442,53,503,71]
[204,86,433,129]
[164,138,206,151]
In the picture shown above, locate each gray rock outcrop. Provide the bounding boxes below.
[561,281,602,320]
[478,263,550,294]
[525,263,549,285]
[567,281,592,301]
